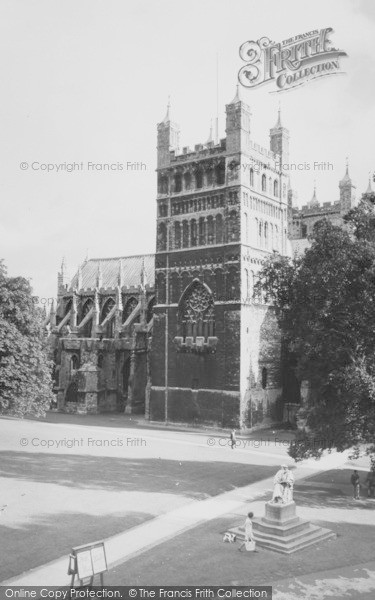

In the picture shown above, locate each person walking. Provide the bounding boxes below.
[351,470,360,499]
[238,512,256,552]
[365,471,375,498]
[230,429,237,450]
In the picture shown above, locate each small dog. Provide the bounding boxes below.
[222,532,237,543]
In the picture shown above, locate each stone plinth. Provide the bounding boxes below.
[228,500,335,555]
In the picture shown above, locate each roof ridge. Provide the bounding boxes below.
[88,253,155,262]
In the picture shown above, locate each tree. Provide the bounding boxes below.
[258,211,375,467]
[0,260,53,417]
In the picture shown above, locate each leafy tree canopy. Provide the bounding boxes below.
[0,260,53,417]
[258,203,375,467]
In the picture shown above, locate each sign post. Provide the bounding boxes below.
[67,541,107,587]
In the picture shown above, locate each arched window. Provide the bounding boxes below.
[101,298,115,338]
[215,163,225,185]
[71,354,80,371]
[195,168,203,189]
[158,222,167,251]
[81,298,93,337]
[250,168,254,187]
[207,215,215,244]
[179,280,215,340]
[269,177,272,194]
[190,219,197,247]
[262,367,268,389]
[174,222,181,249]
[261,174,266,192]
[123,297,138,323]
[64,298,72,316]
[158,174,168,194]
[174,173,182,193]
[184,172,191,190]
[169,272,180,303]
[206,168,213,186]
[228,210,238,241]
[259,221,263,247]
[274,179,279,197]
[182,220,189,247]
[198,217,206,246]
[101,298,115,323]
[264,222,268,249]
[98,354,104,369]
[244,212,249,243]
[216,214,223,244]
[157,273,166,304]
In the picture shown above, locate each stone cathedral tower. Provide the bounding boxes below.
[149,87,289,428]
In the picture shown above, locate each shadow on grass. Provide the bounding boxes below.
[0,511,152,582]
[0,451,276,498]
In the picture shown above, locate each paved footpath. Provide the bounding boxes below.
[0,451,350,587]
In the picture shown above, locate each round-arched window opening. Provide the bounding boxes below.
[262,367,268,389]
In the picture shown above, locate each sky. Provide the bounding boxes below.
[1,0,375,302]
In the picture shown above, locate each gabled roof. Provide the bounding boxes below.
[70,254,155,291]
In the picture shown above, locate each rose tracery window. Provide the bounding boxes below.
[179,281,215,340]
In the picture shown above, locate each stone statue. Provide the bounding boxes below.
[272,465,294,504]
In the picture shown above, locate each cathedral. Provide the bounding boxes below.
[49,86,371,428]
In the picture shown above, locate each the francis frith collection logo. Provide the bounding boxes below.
[238,28,347,92]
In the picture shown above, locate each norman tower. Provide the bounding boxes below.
[149,88,289,428]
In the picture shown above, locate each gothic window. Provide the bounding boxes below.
[169,272,180,303]
[64,298,72,316]
[262,174,266,192]
[182,220,189,247]
[244,212,249,243]
[228,210,238,241]
[227,267,238,300]
[216,214,223,244]
[174,222,181,249]
[274,179,279,197]
[157,273,166,304]
[81,298,93,337]
[158,222,167,251]
[255,218,259,246]
[269,177,272,194]
[190,219,198,247]
[123,297,138,323]
[181,271,190,295]
[264,222,268,249]
[262,367,268,389]
[250,168,254,187]
[206,168,213,186]
[101,297,115,323]
[158,174,168,194]
[71,354,80,371]
[199,217,206,245]
[207,215,215,244]
[270,223,274,249]
[215,268,224,301]
[179,280,215,340]
[184,172,192,190]
[275,225,279,250]
[98,354,104,369]
[259,221,263,247]
[195,168,203,189]
[174,173,182,193]
[215,163,225,185]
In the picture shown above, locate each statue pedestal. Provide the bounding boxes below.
[227,500,335,555]
[251,500,335,554]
